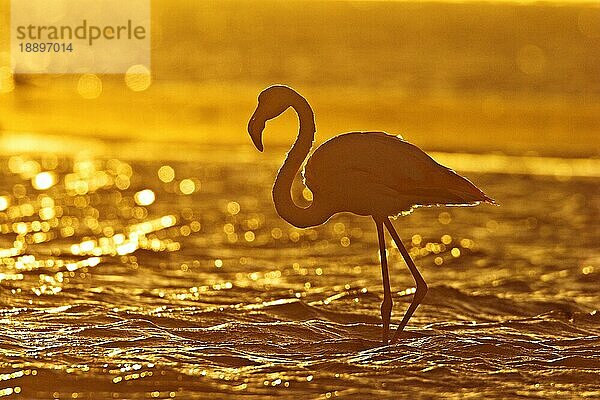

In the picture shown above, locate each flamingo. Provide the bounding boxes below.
[247,85,494,344]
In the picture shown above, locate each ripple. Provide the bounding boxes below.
[0,152,598,397]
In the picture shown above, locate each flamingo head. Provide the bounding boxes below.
[248,85,295,152]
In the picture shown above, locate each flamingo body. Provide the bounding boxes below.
[304,131,493,218]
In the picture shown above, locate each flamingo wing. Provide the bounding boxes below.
[304,132,493,215]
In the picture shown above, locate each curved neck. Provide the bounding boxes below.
[272,94,330,228]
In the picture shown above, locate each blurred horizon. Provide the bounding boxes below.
[1,0,599,158]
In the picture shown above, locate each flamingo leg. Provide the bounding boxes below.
[374,218,393,344]
[383,218,428,344]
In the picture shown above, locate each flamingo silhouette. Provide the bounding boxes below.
[248,85,494,344]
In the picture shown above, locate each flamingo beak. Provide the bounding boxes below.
[248,110,265,152]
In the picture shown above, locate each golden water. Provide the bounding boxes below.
[0,145,598,399]
[1,0,599,396]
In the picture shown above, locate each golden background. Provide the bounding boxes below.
[1,0,599,157]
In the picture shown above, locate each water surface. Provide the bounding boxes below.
[0,147,598,399]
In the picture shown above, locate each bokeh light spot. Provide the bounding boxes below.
[0,196,9,211]
[340,236,350,247]
[411,234,422,245]
[125,64,152,92]
[227,201,240,215]
[77,74,102,99]
[134,189,156,206]
[32,172,56,190]
[179,179,195,195]
[438,212,452,225]
[244,231,255,242]
[158,166,175,183]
